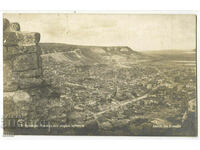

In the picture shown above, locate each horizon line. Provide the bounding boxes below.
[39,42,196,51]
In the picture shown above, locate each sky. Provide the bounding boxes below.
[4,13,196,51]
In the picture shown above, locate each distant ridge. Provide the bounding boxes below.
[39,43,139,54]
[39,43,150,67]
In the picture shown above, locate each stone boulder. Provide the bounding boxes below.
[182,99,197,134]
[19,68,42,78]
[151,118,171,127]
[111,119,130,128]
[6,45,41,56]
[3,31,40,46]
[4,90,32,103]
[7,22,20,32]
[13,53,39,72]
[188,99,196,113]
[3,62,19,92]
[85,119,99,130]
[3,18,10,31]
[128,122,153,135]
[19,78,43,89]
[100,121,113,130]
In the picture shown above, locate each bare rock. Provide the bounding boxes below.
[4,90,32,103]
[6,45,41,56]
[100,121,113,130]
[13,53,39,72]
[19,78,43,89]
[19,68,42,78]
[3,46,11,60]
[17,32,40,46]
[188,99,196,113]
[3,63,19,92]
[129,122,153,135]
[182,99,196,125]
[4,80,19,92]
[85,119,99,130]
[8,22,20,32]
[3,32,18,46]
[4,81,19,92]
[3,31,40,46]
[68,111,83,121]
[3,18,10,31]
[111,119,130,128]
[151,118,171,127]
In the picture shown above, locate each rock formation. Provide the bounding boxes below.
[3,18,10,31]
[3,18,43,103]
[181,98,197,135]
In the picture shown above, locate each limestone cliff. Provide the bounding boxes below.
[3,18,43,106]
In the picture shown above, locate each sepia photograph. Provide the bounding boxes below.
[2,13,197,136]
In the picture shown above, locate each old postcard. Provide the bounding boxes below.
[3,13,197,136]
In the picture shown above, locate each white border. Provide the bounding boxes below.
[0,10,199,14]
[0,12,3,138]
[0,9,199,150]
[0,0,200,10]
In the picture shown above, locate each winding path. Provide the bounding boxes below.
[92,93,148,120]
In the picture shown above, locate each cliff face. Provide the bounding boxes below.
[3,18,44,120]
[3,18,43,91]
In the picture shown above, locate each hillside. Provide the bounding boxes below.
[39,43,141,55]
[4,42,196,135]
[35,43,197,135]
[39,43,149,67]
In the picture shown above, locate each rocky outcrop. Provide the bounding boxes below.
[181,99,197,135]
[3,18,10,31]
[3,18,43,104]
